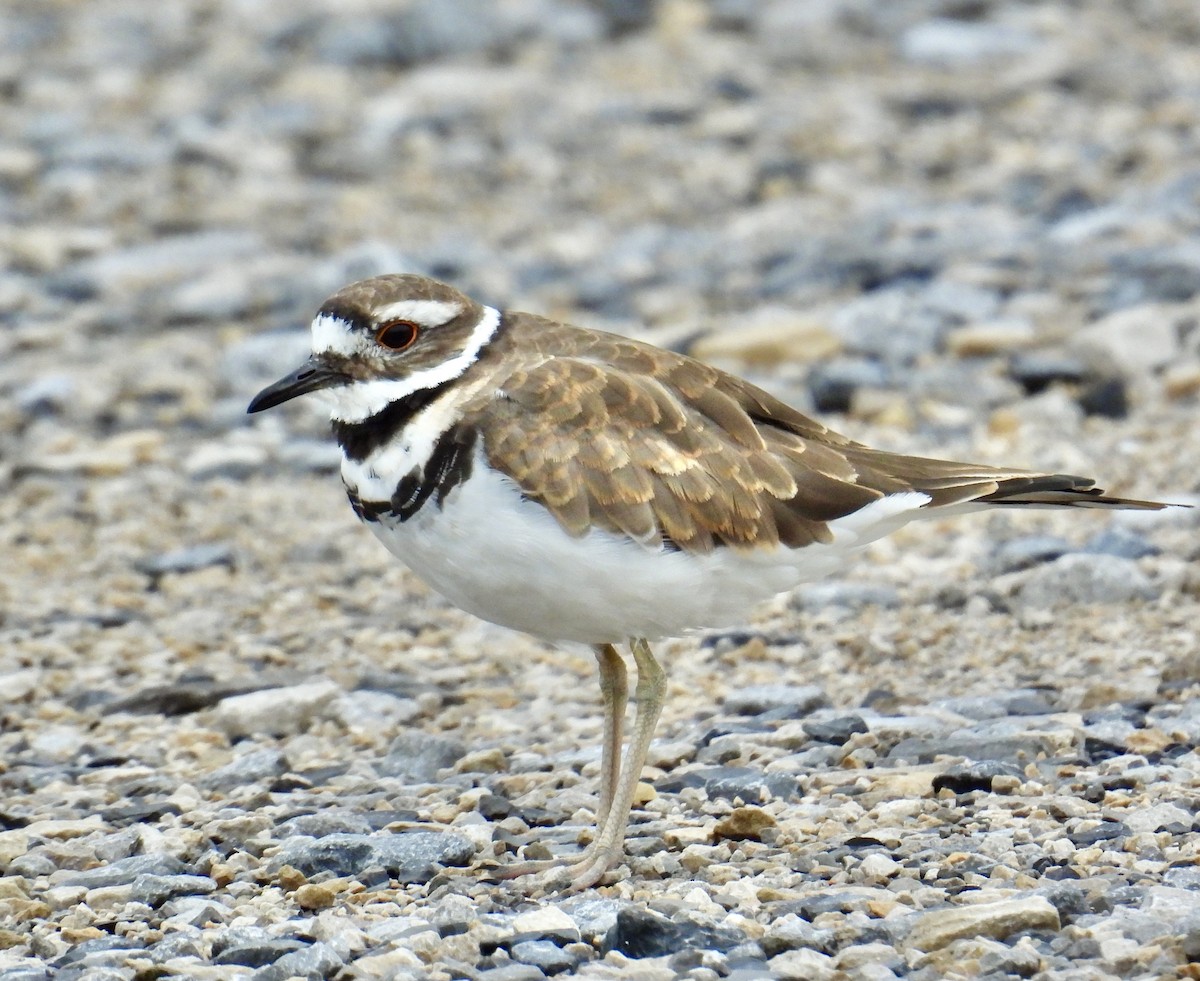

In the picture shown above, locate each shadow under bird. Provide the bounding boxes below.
[248,273,1178,891]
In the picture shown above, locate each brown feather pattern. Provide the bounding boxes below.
[432,309,1170,554]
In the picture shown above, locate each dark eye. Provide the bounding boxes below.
[375,320,419,351]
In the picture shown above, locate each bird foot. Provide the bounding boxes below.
[476,845,622,894]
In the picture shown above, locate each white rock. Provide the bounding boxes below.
[1074,304,1181,375]
[908,896,1060,952]
[212,681,342,738]
[511,905,582,942]
[859,853,902,881]
[329,690,421,731]
[1016,553,1158,610]
[768,947,837,981]
[1124,802,1193,834]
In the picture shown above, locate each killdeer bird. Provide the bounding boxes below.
[248,274,1175,891]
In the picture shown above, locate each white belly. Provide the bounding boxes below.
[350,456,932,645]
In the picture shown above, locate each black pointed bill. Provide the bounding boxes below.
[247,358,348,413]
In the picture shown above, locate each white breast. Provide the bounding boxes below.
[350,448,933,645]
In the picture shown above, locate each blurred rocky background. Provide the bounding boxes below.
[3,1,1200,978]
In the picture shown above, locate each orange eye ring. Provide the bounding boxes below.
[375,320,420,351]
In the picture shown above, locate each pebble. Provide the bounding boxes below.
[712,806,777,842]
[380,731,468,781]
[901,18,1041,64]
[510,938,580,973]
[127,873,216,907]
[510,907,582,945]
[767,947,837,981]
[613,907,745,960]
[1073,304,1181,375]
[807,358,891,414]
[268,831,474,881]
[908,897,1061,952]
[791,581,900,611]
[211,681,342,738]
[134,543,235,579]
[59,854,191,889]
[722,685,829,716]
[1015,553,1159,610]
[1082,527,1160,560]
[831,286,946,365]
[1008,351,1089,394]
[988,535,1073,575]
[200,748,289,790]
[253,940,344,981]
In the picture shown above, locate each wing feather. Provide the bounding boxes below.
[464,316,1170,552]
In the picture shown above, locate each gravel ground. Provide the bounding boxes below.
[4,1,1200,979]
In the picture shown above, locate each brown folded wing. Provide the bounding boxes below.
[470,320,1163,554]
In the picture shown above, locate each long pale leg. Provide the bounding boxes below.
[593,642,628,825]
[485,643,630,882]
[564,637,665,891]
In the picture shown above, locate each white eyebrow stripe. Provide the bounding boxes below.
[323,305,502,423]
[310,314,361,358]
[374,299,464,326]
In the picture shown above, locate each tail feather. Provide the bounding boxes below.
[978,473,1174,511]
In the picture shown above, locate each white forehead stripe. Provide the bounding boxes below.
[311,314,360,358]
[374,298,463,326]
[322,305,502,423]
[309,301,466,360]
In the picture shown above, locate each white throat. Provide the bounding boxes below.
[319,305,501,423]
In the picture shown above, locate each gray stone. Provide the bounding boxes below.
[252,940,343,981]
[16,375,75,416]
[803,715,868,744]
[213,935,308,968]
[312,0,537,67]
[564,898,624,953]
[1008,351,1089,394]
[135,544,235,580]
[510,939,579,974]
[211,680,342,738]
[279,810,374,838]
[277,438,341,474]
[723,685,829,716]
[268,831,473,881]
[760,914,836,956]
[128,873,216,907]
[807,358,891,414]
[1016,553,1159,609]
[1125,802,1194,834]
[614,907,745,959]
[1074,304,1181,374]
[1083,528,1160,560]
[51,231,263,301]
[201,748,289,790]
[380,731,467,781]
[988,535,1073,575]
[932,760,1023,795]
[145,936,203,962]
[221,329,315,396]
[831,285,947,365]
[656,765,799,803]
[1164,867,1200,890]
[901,19,1041,65]
[935,690,1058,720]
[477,966,547,981]
[60,853,191,888]
[888,733,1062,765]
